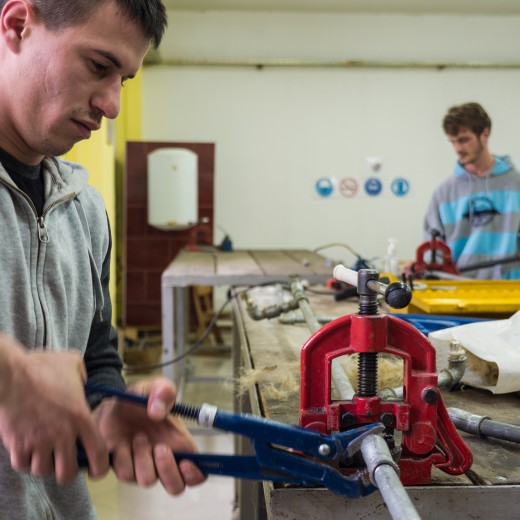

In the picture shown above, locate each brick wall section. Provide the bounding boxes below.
[123,141,215,327]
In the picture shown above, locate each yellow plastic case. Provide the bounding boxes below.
[402,280,520,317]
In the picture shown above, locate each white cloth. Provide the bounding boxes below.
[429,311,520,394]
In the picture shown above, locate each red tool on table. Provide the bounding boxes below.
[299,266,473,485]
[412,229,520,279]
[412,230,459,278]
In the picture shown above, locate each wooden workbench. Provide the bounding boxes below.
[232,285,520,520]
[161,248,332,394]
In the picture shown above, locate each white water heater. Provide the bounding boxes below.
[147,148,198,230]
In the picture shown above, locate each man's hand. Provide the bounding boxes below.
[94,376,206,495]
[0,336,109,484]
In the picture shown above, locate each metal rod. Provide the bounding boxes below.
[360,435,422,520]
[448,408,520,443]
[278,315,336,325]
[458,254,520,273]
[373,465,422,520]
[380,339,466,400]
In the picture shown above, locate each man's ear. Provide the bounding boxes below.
[481,127,491,140]
[1,0,32,52]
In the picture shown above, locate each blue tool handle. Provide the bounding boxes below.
[172,452,307,484]
[85,383,149,407]
[76,450,359,491]
[76,449,305,485]
[85,382,326,452]
[84,383,341,460]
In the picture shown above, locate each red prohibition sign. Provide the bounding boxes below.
[339,177,358,198]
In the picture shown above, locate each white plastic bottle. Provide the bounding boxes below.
[384,238,399,276]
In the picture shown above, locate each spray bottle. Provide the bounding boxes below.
[384,238,399,276]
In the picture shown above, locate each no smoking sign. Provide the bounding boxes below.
[339,177,358,198]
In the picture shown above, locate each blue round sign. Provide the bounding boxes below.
[315,177,334,197]
[391,177,410,197]
[364,177,382,196]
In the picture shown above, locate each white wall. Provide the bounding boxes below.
[141,11,520,270]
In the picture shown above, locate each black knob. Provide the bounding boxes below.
[385,282,412,309]
[422,387,439,405]
[381,412,396,429]
[341,412,357,428]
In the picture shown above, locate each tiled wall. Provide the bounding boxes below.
[123,141,215,327]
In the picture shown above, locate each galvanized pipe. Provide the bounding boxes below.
[379,339,466,400]
[360,435,422,520]
[448,408,520,444]
[244,295,300,320]
[278,314,336,325]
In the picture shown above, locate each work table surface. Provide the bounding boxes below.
[234,284,520,488]
[162,248,333,286]
[160,248,333,387]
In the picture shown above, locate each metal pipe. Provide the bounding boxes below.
[458,253,520,273]
[278,315,335,325]
[438,339,467,388]
[448,408,520,444]
[244,295,300,320]
[290,279,320,334]
[379,366,463,400]
[330,359,356,400]
[360,435,422,520]
[425,270,472,280]
[148,57,520,70]
[379,339,466,400]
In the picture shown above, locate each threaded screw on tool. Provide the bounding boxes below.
[171,403,202,421]
[358,352,379,397]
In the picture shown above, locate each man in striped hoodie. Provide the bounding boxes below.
[424,102,520,279]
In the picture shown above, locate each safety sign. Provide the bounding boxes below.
[339,177,359,198]
[315,177,335,197]
[364,177,383,196]
[391,177,410,197]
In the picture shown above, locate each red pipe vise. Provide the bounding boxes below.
[413,230,459,278]
[299,269,473,486]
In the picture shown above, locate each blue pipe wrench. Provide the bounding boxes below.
[82,383,383,498]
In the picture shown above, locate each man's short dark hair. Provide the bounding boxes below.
[0,0,167,48]
[442,102,492,137]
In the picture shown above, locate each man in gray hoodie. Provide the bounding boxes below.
[424,102,520,279]
[0,1,205,518]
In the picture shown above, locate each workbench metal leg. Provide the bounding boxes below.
[161,283,175,382]
[174,287,189,400]
[162,284,189,400]
[237,482,267,520]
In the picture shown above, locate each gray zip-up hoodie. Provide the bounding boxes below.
[0,156,125,519]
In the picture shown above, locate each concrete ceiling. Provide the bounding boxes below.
[163,0,520,15]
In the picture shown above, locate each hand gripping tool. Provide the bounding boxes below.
[81,382,384,498]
